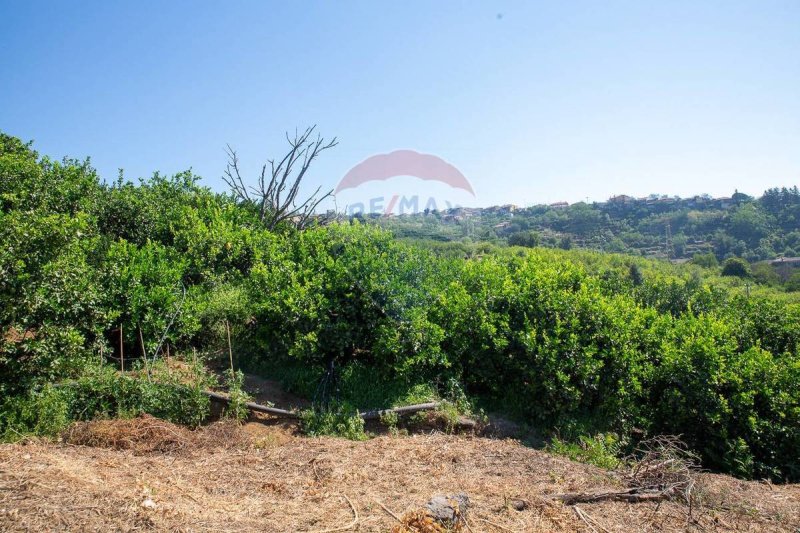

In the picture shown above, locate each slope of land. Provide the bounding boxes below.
[1,419,797,532]
[374,187,800,267]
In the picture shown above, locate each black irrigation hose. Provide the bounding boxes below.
[203,389,441,421]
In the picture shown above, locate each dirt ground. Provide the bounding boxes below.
[1,415,798,532]
[239,373,311,411]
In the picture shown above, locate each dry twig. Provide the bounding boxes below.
[553,435,700,507]
[573,505,611,533]
[309,494,358,533]
[376,499,403,523]
[573,506,597,532]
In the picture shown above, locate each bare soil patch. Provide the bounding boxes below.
[241,373,310,411]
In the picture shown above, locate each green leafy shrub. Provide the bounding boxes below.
[547,433,623,470]
[434,402,461,434]
[691,252,719,268]
[379,410,400,432]
[222,369,251,422]
[300,404,367,441]
[61,366,212,427]
[0,364,213,441]
[0,385,72,440]
[787,271,800,292]
[508,230,540,248]
[721,257,751,278]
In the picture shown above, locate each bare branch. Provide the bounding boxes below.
[222,126,338,230]
[222,145,251,202]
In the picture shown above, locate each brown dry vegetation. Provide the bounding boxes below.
[1,416,798,532]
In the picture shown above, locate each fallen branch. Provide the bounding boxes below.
[375,499,403,523]
[551,487,675,505]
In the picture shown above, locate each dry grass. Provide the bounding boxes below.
[61,414,245,455]
[2,326,35,343]
[1,418,798,532]
[392,509,450,532]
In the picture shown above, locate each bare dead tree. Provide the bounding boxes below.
[223,125,338,230]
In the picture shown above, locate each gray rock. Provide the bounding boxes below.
[425,493,470,525]
[509,498,528,511]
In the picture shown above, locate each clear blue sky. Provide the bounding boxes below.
[1,0,798,208]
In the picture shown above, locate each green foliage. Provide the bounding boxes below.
[192,283,251,346]
[647,318,800,479]
[752,262,781,287]
[628,263,644,286]
[787,271,800,292]
[103,239,191,352]
[0,385,71,440]
[721,257,751,278]
[245,224,449,384]
[547,433,623,470]
[300,404,367,440]
[691,252,719,268]
[241,358,439,412]
[0,208,105,394]
[433,402,462,434]
[378,187,800,266]
[379,410,400,432]
[0,364,213,440]
[222,369,251,421]
[729,204,771,245]
[508,230,540,248]
[61,365,212,427]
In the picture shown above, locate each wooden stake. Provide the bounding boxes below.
[225,320,234,374]
[165,343,171,376]
[119,325,124,373]
[138,326,151,380]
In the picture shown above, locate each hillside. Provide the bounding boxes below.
[372,189,800,292]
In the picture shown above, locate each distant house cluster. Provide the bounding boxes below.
[603,194,735,209]
[438,205,516,220]
[530,194,737,211]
